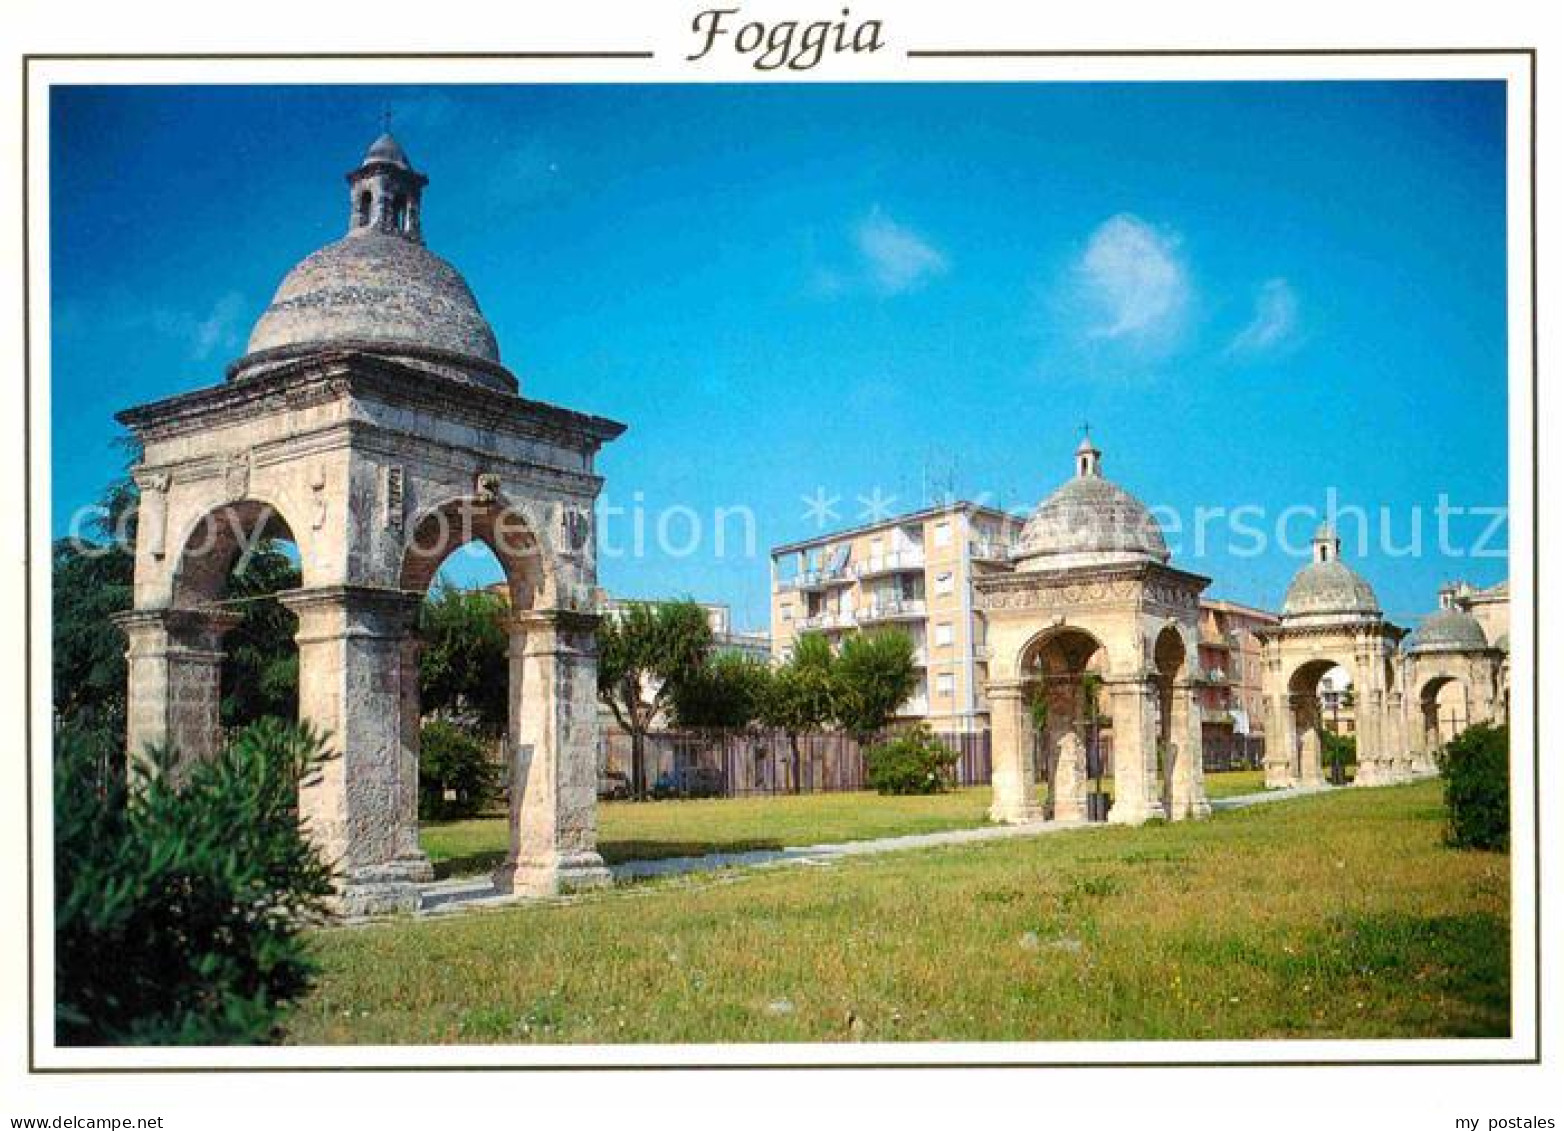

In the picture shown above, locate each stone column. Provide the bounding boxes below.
[1106,675,1166,825]
[493,609,613,896]
[115,607,241,780]
[280,585,432,916]
[1167,679,1211,820]
[987,680,1044,823]
[1262,692,1296,789]
[1351,653,1388,787]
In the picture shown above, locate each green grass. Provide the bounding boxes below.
[291,778,1508,1043]
[420,770,1270,878]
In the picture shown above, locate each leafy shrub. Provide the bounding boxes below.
[419,719,502,820]
[864,724,959,796]
[55,719,335,1046]
[1437,722,1509,851]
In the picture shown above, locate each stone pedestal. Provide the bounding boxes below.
[986,681,1045,824]
[1107,675,1167,825]
[492,609,613,896]
[1298,725,1328,789]
[115,607,242,780]
[1050,732,1088,822]
[281,585,433,916]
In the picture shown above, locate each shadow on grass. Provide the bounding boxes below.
[431,838,789,880]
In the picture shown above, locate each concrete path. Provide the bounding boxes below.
[413,783,1339,918]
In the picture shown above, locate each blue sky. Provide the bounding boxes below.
[50,82,1509,630]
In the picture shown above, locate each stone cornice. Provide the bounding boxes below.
[117,351,628,453]
[975,559,1209,613]
[974,558,1209,594]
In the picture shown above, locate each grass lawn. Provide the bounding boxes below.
[420,770,1270,878]
[291,778,1508,1043]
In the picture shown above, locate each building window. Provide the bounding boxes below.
[781,605,793,623]
[936,672,955,696]
[933,520,952,548]
[934,571,954,596]
[934,622,954,647]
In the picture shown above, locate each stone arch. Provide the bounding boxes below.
[1016,624,1110,817]
[397,493,554,608]
[169,496,306,608]
[118,496,306,777]
[1283,656,1351,787]
[1416,673,1470,749]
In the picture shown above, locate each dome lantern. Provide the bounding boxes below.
[1280,522,1382,624]
[346,130,429,243]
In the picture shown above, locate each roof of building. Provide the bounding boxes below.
[1406,605,1491,654]
[244,234,501,365]
[1013,439,1169,570]
[1281,558,1381,620]
[361,131,411,169]
[770,499,1015,557]
[231,132,511,392]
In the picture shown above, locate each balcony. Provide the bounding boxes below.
[900,696,931,716]
[797,610,857,632]
[968,540,1012,563]
[853,549,925,579]
[857,598,927,624]
[782,564,854,592]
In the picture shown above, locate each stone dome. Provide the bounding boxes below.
[228,133,516,393]
[1014,437,1170,570]
[1407,605,1490,654]
[1281,525,1381,623]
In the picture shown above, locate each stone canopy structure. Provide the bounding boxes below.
[1257,528,1507,788]
[114,133,626,914]
[976,436,1212,826]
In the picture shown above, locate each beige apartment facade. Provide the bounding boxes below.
[770,502,1017,732]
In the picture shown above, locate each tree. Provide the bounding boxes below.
[759,633,837,793]
[833,628,919,742]
[52,536,134,762]
[668,650,772,731]
[219,542,302,729]
[55,719,335,1045]
[597,600,714,798]
[417,584,509,734]
[1438,722,1508,851]
[418,718,502,820]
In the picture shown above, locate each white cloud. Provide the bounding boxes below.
[854,208,948,295]
[1075,213,1191,343]
[1227,277,1301,358]
[189,292,247,361]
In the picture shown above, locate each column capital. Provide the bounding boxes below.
[277,584,423,642]
[113,606,243,652]
[985,678,1028,702]
[502,607,601,635]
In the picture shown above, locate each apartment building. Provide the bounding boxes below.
[770,502,1020,733]
[1194,599,1281,763]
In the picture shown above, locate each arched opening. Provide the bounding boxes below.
[1288,658,1352,785]
[1019,626,1109,816]
[1419,675,1470,749]
[390,194,408,233]
[161,498,304,766]
[355,189,371,228]
[397,498,550,879]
